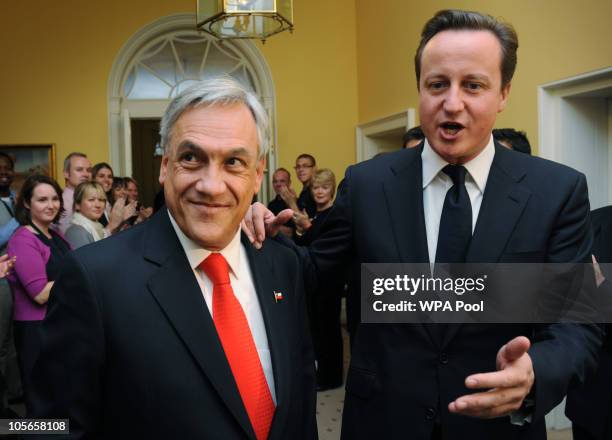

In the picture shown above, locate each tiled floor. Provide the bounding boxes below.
[316,386,346,440]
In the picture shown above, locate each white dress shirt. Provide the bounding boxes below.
[422,137,532,425]
[168,213,276,403]
[422,135,495,263]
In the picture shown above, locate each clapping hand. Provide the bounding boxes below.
[278,186,299,211]
[293,209,311,232]
[0,254,16,279]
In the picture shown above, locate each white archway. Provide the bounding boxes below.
[107,13,277,200]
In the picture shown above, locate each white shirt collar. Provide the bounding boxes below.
[168,211,242,278]
[421,134,495,194]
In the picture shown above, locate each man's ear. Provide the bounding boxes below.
[254,157,266,194]
[498,82,512,113]
[159,155,169,186]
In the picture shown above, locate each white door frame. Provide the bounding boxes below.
[539,67,612,163]
[355,109,416,162]
[539,67,612,210]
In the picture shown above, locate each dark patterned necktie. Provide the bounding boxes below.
[430,165,472,345]
[436,165,472,264]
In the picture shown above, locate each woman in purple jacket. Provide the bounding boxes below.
[7,174,70,410]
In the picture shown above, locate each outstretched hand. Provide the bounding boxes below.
[242,203,293,249]
[448,336,534,418]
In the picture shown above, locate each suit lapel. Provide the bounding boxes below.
[442,145,531,347]
[144,211,256,439]
[467,145,531,263]
[382,148,429,263]
[242,236,291,439]
[382,149,438,345]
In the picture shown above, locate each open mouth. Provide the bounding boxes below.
[440,122,464,136]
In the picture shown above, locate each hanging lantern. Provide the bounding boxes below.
[197,0,294,42]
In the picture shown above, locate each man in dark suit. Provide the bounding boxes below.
[267,168,295,237]
[30,77,317,439]
[245,9,601,440]
[566,205,612,440]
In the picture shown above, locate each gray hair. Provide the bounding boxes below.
[160,77,270,159]
[63,152,88,173]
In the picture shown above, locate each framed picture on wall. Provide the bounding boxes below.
[0,144,56,193]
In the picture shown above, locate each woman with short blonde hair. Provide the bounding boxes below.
[65,182,109,249]
[293,168,343,390]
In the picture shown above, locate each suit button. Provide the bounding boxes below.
[439,352,449,365]
[426,407,436,420]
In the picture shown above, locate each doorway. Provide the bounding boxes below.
[539,67,612,209]
[355,109,416,162]
[130,119,162,208]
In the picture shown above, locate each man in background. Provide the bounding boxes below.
[0,152,20,416]
[402,125,425,148]
[58,152,91,233]
[493,128,532,155]
[566,205,612,440]
[268,168,295,237]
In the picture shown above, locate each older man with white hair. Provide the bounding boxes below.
[31,77,317,440]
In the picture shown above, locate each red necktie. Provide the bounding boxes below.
[200,253,275,440]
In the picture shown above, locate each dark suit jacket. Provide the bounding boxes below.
[566,205,612,439]
[30,209,317,439]
[288,142,601,440]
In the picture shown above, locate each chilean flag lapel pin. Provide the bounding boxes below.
[274,291,284,303]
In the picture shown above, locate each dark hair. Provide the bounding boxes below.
[296,154,316,166]
[92,162,113,180]
[402,126,425,148]
[0,152,15,169]
[415,9,518,89]
[273,167,291,180]
[108,177,126,206]
[493,128,532,155]
[15,174,64,226]
[124,177,137,187]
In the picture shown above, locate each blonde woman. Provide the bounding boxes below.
[294,169,344,390]
[65,182,109,249]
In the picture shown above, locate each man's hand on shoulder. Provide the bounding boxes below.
[448,336,535,419]
[242,202,294,249]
